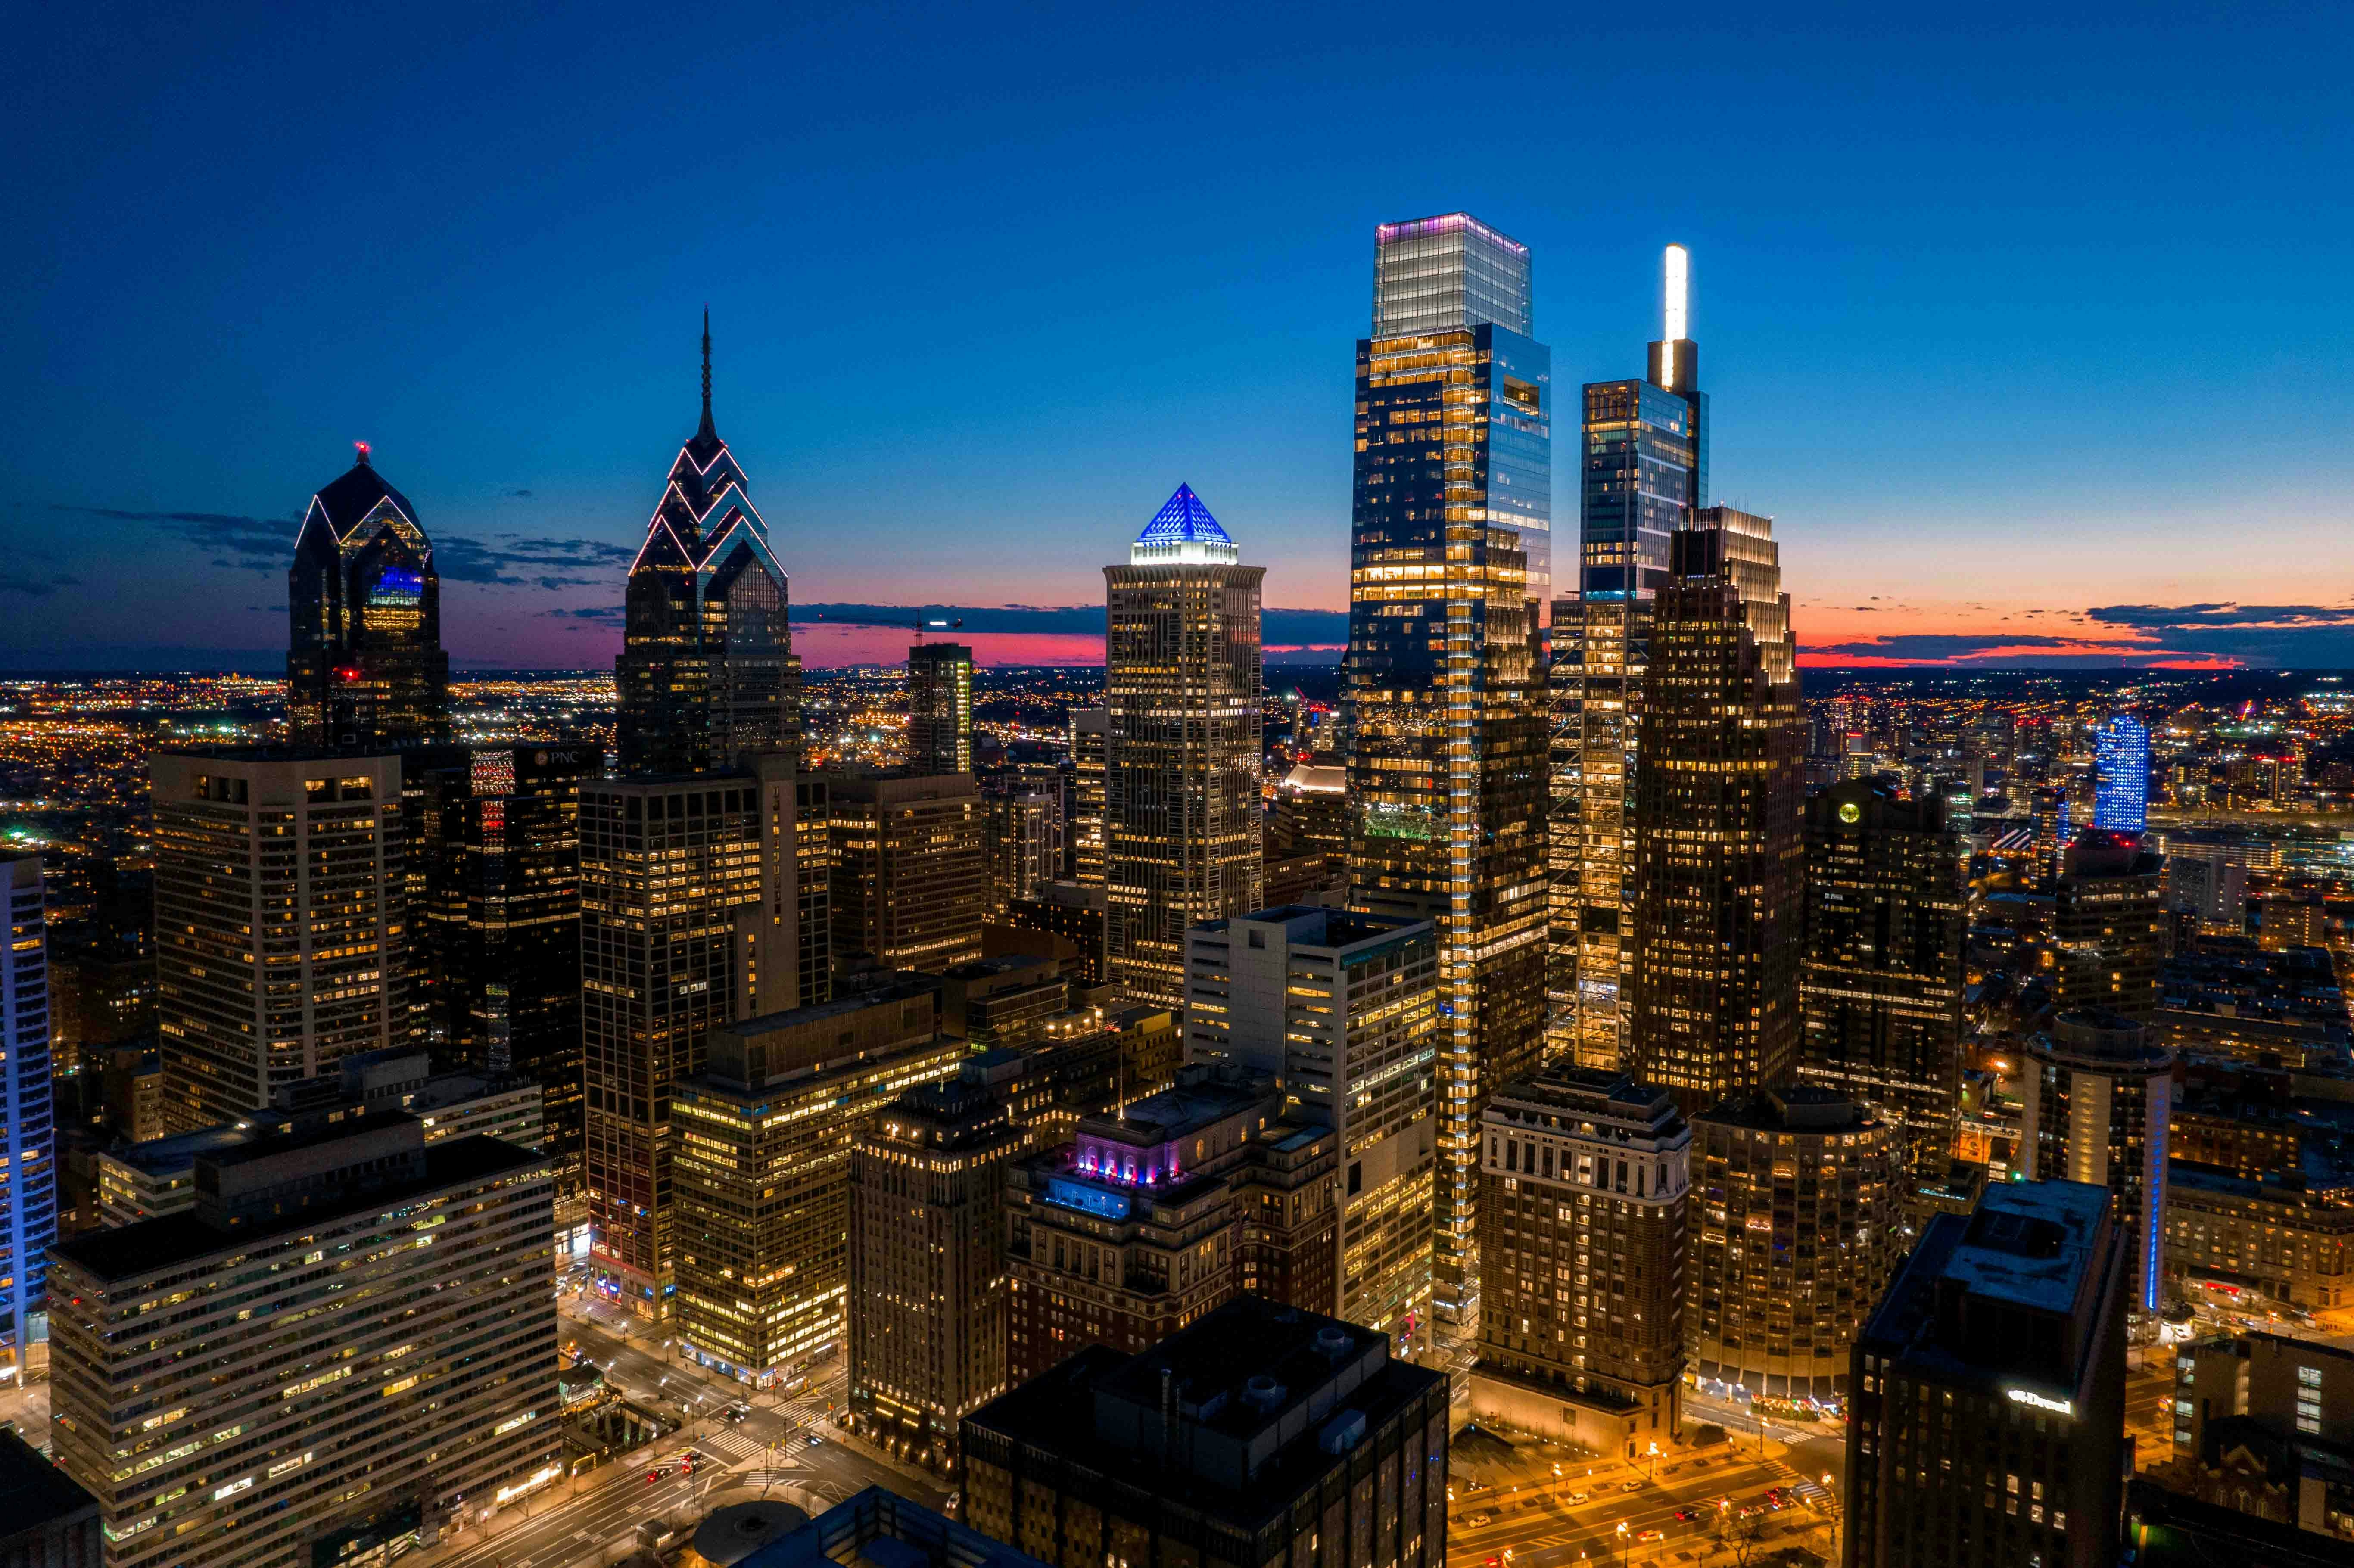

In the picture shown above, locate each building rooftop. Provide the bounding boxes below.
[1697,1083,1878,1134]
[1200,905,1428,952]
[105,1122,255,1175]
[0,1425,97,1539]
[738,1485,1049,1568]
[1134,483,1232,548]
[966,1296,1446,1528]
[52,1134,543,1283]
[1939,1179,2110,1315]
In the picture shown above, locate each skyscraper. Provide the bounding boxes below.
[1067,708,1108,886]
[2019,1010,2174,1312]
[1472,1068,1690,1457]
[2095,714,2152,833]
[413,744,594,1187]
[907,642,975,775]
[1,853,54,1377]
[285,445,451,749]
[1102,485,1264,1005]
[1347,213,1551,1323]
[1628,507,1804,1106]
[826,770,988,974]
[616,315,799,774]
[1798,778,1968,1174]
[1183,906,1440,1337]
[578,772,763,1313]
[2052,829,2167,1017]
[1549,247,1707,1071]
[150,751,409,1132]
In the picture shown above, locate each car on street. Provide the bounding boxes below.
[1637,1529,1664,1543]
[1466,1513,1492,1527]
[1619,1478,1645,1492]
[1565,1490,1588,1504]
[1674,1508,1702,1523]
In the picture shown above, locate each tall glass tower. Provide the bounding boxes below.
[0,852,53,1378]
[1104,485,1264,1005]
[617,315,799,774]
[1346,212,1550,1324]
[1549,248,1708,1071]
[908,641,975,774]
[2095,714,2151,833]
[286,445,451,748]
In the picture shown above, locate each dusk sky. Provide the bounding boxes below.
[6,3,2353,670]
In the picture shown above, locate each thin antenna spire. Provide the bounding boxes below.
[696,307,717,444]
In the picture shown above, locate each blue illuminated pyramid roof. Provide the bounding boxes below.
[1136,484,1232,547]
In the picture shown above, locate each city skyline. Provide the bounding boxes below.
[8,7,2354,671]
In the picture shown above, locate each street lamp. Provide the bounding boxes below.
[1645,1440,1660,1481]
[1822,1472,1840,1562]
[1615,1520,1629,1567]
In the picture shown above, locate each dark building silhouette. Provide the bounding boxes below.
[286,446,450,748]
[1846,1179,2129,1568]
[907,642,975,775]
[616,316,798,773]
[1799,778,1967,1173]
[1628,508,1804,1108]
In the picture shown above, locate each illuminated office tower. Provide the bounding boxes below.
[1068,708,1108,885]
[150,750,409,1133]
[578,772,763,1313]
[1628,508,1804,1107]
[984,783,1064,918]
[1102,485,1264,1006]
[2019,1010,2173,1313]
[827,771,987,974]
[907,641,975,774]
[1184,906,1440,1338]
[2094,713,2151,833]
[1347,213,1551,1322]
[1,853,54,1376]
[2052,829,2167,1018]
[285,445,451,749]
[413,744,595,1188]
[47,1114,556,1568]
[616,315,799,774]
[1798,778,1967,1174]
[1548,246,1706,1071]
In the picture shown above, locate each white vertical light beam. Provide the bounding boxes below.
[1663,244,1689,342]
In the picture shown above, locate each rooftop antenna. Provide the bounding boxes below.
[696,306,716,445]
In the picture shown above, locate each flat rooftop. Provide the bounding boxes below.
[1940,1178,2109,1314]
[107,1123,255,1175]
[52,1135,543,1284]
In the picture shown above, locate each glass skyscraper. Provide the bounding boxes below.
[286,445,451,749]
[616,316,800,774]
[907,641,975,774]
[0,852,53,1378]
[2094,714,2151,833]
[1346,212,1549,1324]
[1549,248,1707,1070]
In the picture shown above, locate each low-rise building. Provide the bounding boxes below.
[0,1423,100,1568]
[2166,1166,2354,1311]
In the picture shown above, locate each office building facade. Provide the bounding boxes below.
[1846,1180,2129,1568]
[2096,714,2152,834]
[1183,906,1439,1338]
[150,750,409,1133]
[1689,1086,1899,1400]
[1798,778,1967,1173]
[1347,212,1551,1322]
[984,784,1064,919]
[1,854,53,1375]
[1002,1066,1336,1384]
[2019,1009,2174,1311]
[1549,246,1707,1070]
[1472,1069,1690,1456]
[963,1296,1448,1568]
[579,772,763,1312]
[673,983,965,1385]
[2052,829,2167,1017]
[1067,708,1108,887]
[1628,508,1804,1106]
[47,1117,557,1568]
[285,446,450,749]
[616,317,798,773]
[847,1070,1031,1472]
[907,642,975,775]
[413,744,593,1185]
[827,770,987,974]
[1102,485,1264,1006]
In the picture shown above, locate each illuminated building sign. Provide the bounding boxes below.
[369,567,425,604]
[2006,1388,2074,1416]
[1040,1175,1130,1221]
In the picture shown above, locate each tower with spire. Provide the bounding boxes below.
[1102,484,1264,1005]
[614,313,799,773]
[1548,245,1710,1074]
[286,443,451,748]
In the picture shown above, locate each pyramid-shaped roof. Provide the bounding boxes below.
[310,448,418,541]
[1135,483,1231,547]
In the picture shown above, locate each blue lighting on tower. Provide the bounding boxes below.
[1134,482,1231,547]
[2095,715,2150,833]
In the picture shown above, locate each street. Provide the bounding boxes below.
[403,1269,948,1568]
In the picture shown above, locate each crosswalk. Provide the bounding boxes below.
[695,1428,771,1463]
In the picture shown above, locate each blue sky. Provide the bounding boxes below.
[5,2,2353,667]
